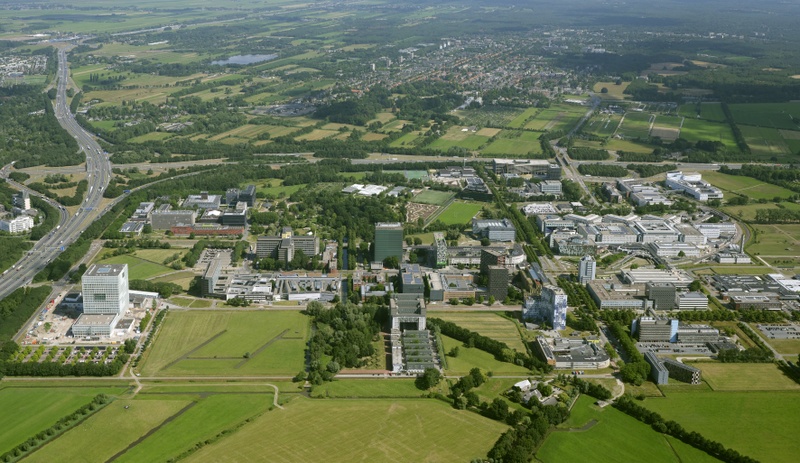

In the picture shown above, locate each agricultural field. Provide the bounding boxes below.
[648,114,684,142]
[95,254,173,280]
[25,398,191,463]
[0,386,128,455]
[455,106,526,128]
[617,111,655,139]
[413,189,454,206]
[431,312,526,352]
[537,395,720,463]
[185,398,507,463]
[703,171,795,200]
[739,125,793,156]
[523,104,586,132]
[729,103,800,131]
[644,390,800,463]
[435,201,483,226]
[507,107,542,129]
[480,130,544,156]
[437,334,531,376]
[138,311,309,377]
[678,102,727,122]
[678,118,738,148]
[694,362,800,391]
[428,126,490,151]
[582,113,622,137]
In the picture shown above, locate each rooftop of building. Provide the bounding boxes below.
[84,264,127,277]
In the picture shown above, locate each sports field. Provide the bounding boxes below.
[694,362,800,391]
[537,395,720,463]
[644,390,800,463]
[0,386,128,455]
[138,311,309,376]
[438,334,531,376]
[186,398,507,463]
[436,201,483,225]
[432,312,526,352]
[413,190,454,206]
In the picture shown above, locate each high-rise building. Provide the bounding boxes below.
[433,232,448,268]
[13,191,30,210]
[578,255,596,285]
[374,222,403,264]
[524,285,568,330]
[82,264,129,316]
[487,266,509,301]
[646,282,677,310]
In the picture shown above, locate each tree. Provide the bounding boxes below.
[448,346,460,357]
[688,280,702,291]
[383,256,399,269]
[416,367,442,390]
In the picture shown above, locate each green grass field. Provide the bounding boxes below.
[0,386,128,455]
[748,224,800,256]
[256,179,306,198]
[739,125,792,156]
[25,398,191,463]
[310,379,424,398]
[432,312,526,352]
[722,201,800,222]
[438,334,530,376]
[523,105,585,132]
[537,395,720,463]
[185,398,507,463]
[644,390,800,463]
[413,190,454,206]
[679,102,727,122]
[582,114,622,137]
[436,201,483,226]
[729,103,800,131]
[428,127,489,151]
[114,394,274,463]
[139,311,309,377]
[679,118,738,149]
[95,254,173,280]
[617,111,654,139]
[507,107,541,128]
[703,171,795,199]
[694,362,800,391]
[480,130,544,156]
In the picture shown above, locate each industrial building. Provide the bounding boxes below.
[472,218,516,242]
[665,171,723,201]
[492,159,561,179]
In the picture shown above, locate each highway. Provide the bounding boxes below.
[0,48,111,301]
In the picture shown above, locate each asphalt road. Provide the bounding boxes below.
[0,48,111,300]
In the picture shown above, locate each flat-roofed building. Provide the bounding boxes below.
[556,236,597,256]
[633,317,679,342]
[523,285,568,330]
[374,222,403,263]
[71,314,120,337]
[647,282,676,310]
[648,242,701,258]
[662,358,702,384]
[427,272,476,301]
[729,293,782,310]
[473,218,516,242]
[716,253,751,264]
[487,265,509,301]
[400,264,425,295]
[533,336,610,369]
[390,293,426,330]
[82,264,129,316]
[634,220,681,243]
[622,268,693,286]
[676,291,708,310]
[493,159,560,179]
[665,171,723,201]
[587,281,646,310]
[151,209,196,230]
[0,215,34,234]
[645,351,669,385]
[182,191,222,209]
[578,223,638,245]
[676,324,719,343]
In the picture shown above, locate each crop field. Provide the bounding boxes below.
[507,107,541,129]
[456,106,525,128]
[95,254,173,280]
[0,386,128,455]
[481,130,543,156]
[739,125,793,155]
[523,105,585,132]
[435,201,483,225]
[295,129,338,141]
[185,397,506,463]
[113,394,274,463]
[644,390,800,463]
[702,171,795,199]
[617,111,655,139]
[432,312,526,352]
[25,398,191,463]
[428,127,490,151]
[729,103,800,131]
[537,395,720,463]
[679,102,727,122]
[694,362,800,391]
[139,311,309,376]
[438,334,530,376]
[388,131,424,147]
[648,114,684,141]
[583,113,622,137]
[413,189,454,206]
[309,379,423,398]
[678,118,738,148]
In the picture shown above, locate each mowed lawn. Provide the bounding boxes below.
[438,334,530,376]
[703,171,794,200]
[748,224,800,256]
[95,254,173,280]
[310,379,423,398]
[114,394,274,463]
[0,386,127,455]
[25,399,191,463]
[186,398,507,463]
[537,395,720,463]
[644,390,800,463]
[432,312,526,352]
[694,362,800,391]
[436,201,483,225]
[139,311,309,376]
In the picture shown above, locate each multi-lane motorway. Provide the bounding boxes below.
[0,48,111,300]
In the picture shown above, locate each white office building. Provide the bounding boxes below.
[0,215,34,234]
[82,264,129,316]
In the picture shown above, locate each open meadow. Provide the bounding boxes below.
[747,224,800,256]
[138,310,309,377]
[185,398,507,463]
[95,254,174,280]
[431,312,526,352]
[0,386,129,455]
[702,171,795,200]
[537,395,720,463]
[437,334,530,376]
[692,362,800,391]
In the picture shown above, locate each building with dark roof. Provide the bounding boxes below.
[374,222,403,263]
[400,264,425,295]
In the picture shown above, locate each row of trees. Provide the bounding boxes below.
[577,164,628,177]
[627,163,677,177]
[0,352,129,377]
[567,146,610,160]
[614,395,758,463]
[608,321,651,385]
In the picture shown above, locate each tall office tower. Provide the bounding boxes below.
[578,255,596,285]
[82,264,129,316]
[374,222,403,264]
